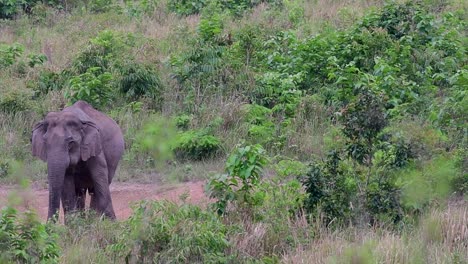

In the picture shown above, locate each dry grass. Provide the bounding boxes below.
[282,201,468,264]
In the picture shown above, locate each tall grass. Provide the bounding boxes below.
[282,201,468,264]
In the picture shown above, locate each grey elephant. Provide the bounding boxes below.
[31,100,124,221]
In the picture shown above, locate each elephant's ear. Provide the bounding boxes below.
[31,121,47,161]
[80,121,102,161]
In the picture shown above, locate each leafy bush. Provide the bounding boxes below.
[124,0,160,17]
[117,62,163,102]
[88,0,115,13]
[0,158,10,178]
[207,144,268,215]
[0,0,39,19]
[302,151,356,224]
[452,147,467,195]
[135,115,178,167]
[0,90,30,114]
[108,201,230,263]
[32,70,68,96]
[168,0,281,16]
[64,67,114,109]
[72,30,127,74]
[174,129,222,160]
[174,114,192,130]
[0,43,24,68]
[0,207,60,263]
[168,0,207,16]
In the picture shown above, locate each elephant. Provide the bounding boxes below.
[31,100,124,222]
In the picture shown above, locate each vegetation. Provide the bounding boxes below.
[1,0,466,262]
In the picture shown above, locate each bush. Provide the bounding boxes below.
[88,0,115,13]
[168,0,207,16]
[302,151,356,224]
[174,130,222,160]
[0,158,10,178]
[0,90,30,114]
[0,43,24,68]
[174,114,192,130]
[117,62,163,102]
[64,67,114,109]
[72,30,127,74]
[0,207,60,263]
[32,70,68,96]
[207,144,268,215]
[108,201,230,263]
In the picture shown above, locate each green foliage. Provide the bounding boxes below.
[88,0,115,13]
[174,114,192,130]
[27,53,47,67]
[168,0,282,16]
[198,2,225,42]
[0,206,60,263]
[117,62,163,102]
[207,144,268,215]
[108,200,230,263]
[174,129,222,160]
[0,158,11,178]
[124,0,160,17]
[32,69,68,96]
[168,0,206,16]
[0,90,30,114]
[135,115,178,167]
[399,156,459,212]
[72,30,127,74]
[64,67,114,109]
[0,43,24,68]
[302,151,356,224]
[340,89,388,164]
[274,158,307,179]
[452,147,467,195]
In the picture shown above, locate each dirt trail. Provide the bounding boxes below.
[0,181,209,221]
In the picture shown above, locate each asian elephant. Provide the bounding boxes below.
[31,100,124,221]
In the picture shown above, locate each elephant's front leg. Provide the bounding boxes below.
[62,171,77,223]
[87,155,116,220]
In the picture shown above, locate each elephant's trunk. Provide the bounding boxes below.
[47,150,70,221]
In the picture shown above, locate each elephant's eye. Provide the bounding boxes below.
[67,121,78,127]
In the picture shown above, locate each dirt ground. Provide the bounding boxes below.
[0,181,210,222]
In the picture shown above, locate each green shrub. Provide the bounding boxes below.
[174,130,222,160]
[174,114,192,130]
[88,0,115,13]
[168,0,207,16]
[198,4,224,42]
[207,144,268,215]
[108,201,230,263]
[242,104,272,125]
[274,158,307,179]
[0,206,60,263]
[452,147,467,196]
[0,158,10,178]
[399,156,459,213]
[117,62,163,102]
[64,67,114,109]
[0,90,30,114]
[72,30,127,74]
[302,151,356,224]
[135,115,178,167]
[0,43,24,68]
[32,70,69,96]
[124,0,160,17]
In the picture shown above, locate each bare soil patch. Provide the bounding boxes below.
[0,181,209,221]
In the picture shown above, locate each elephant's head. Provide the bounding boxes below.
[31,109,101,220]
